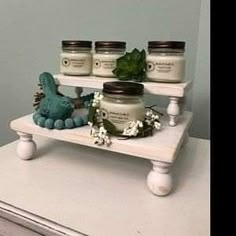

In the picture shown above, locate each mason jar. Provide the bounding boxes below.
[93,41,126,77]
[146,41,186,82]
[60,40,92,75]
[100,81,145,132]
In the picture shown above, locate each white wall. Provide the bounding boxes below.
[0,0,209,146]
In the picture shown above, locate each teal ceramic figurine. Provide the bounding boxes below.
[38,72,74,120]
[33,72,93,129]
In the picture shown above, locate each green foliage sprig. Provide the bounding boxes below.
[112,48,146,82]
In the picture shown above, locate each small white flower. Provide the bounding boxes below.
[154,115,159,120]
[94,92,103,101]
[94,137,104,145]
[146,110,153,117]
[91,92,104,109]
[99,126,107,134]
[90,125,111,146]
[145,119,152,126]
[104,136,111,145]
[94,91,100,98]
[122,120,141,137]
[90,127,98,136]
[154,121,161,129]
[137,120,143,128]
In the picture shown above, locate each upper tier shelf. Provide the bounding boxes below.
[53,74,192,97]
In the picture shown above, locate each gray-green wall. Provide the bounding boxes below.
[0,0,210,146]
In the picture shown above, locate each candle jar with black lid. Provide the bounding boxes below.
[100,81,145,132]
[60,40,92,76]
[93,41,126,78]
[146,41,186,82]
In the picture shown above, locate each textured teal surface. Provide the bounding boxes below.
[38,72,74,120]
[32,72,94,130]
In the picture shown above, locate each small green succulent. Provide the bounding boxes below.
[112,48,146,82]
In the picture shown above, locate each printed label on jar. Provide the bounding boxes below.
[60,55,92,75]
[101,108,129,125]
[147,61,175,73]
[146,57,185,82]
[61,57,89,68]
[93,59,116,70]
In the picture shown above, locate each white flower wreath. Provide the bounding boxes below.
[88,92,162,146]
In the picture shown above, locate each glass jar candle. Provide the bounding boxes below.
[93,41,126,77]
[146,41,186,82]
[100,81,145,132]
[60,40,92,75]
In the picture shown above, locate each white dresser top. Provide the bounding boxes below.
[0,137,210,236]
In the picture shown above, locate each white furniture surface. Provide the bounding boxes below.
[0,137,210,236]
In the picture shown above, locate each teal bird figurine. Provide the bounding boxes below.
[38,72,74,120]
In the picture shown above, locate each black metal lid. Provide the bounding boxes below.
[95,41,126,49]
[148,41,185,49]
[103,81,144,96]
[62,40,92,48]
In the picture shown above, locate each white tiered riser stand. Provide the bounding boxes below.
[10,74,193,196]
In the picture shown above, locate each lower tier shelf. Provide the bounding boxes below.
[10,110,192,163]
[9,109,193,196]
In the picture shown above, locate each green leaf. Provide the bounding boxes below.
[102,119,125,136]
[140,49,146,60]
[137,124,153,137]
[88,106,97,123]
[103,119,117,134]
[131,48,141,62]
[112,48,147,82]
[124,52,131,61]
[112,68,118,75]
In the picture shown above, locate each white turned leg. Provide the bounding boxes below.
[167,97,180,127]
[16,132,37,160]
[147,161,172,196]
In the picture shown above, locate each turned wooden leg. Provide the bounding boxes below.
[147,160,172,196]
[16,132,37,160]
[167,97,180,127]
